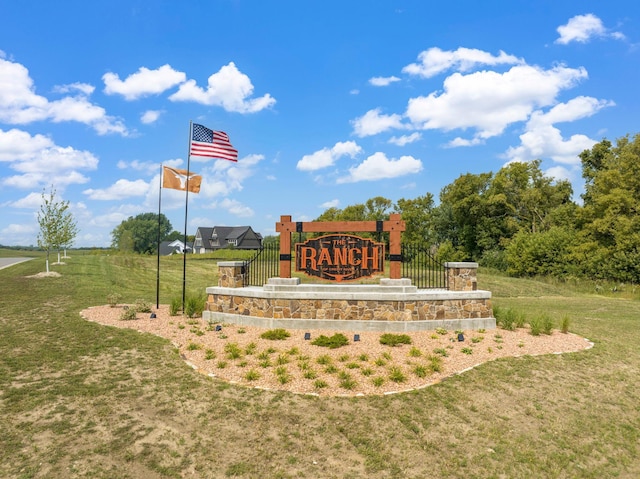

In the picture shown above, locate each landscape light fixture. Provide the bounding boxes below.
[304,332,311,340]
[215,324,222,332]
[457,333,465,342]
[354,334,360,342]
[150,312,156,319]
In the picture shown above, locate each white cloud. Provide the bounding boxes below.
[402,47,522,78]
[405,64,588,140]
[218,198,254,217]
[0,58,128,135]
[352,108,405,137]
[103,64,186,100]
[337,152,423,183]
[446,137,484,147]
[369,76,401,87]
[141,110,163,124]
[320,199,340,208]
[297,141,362,171]
[9,192,43,209]
[117,159,166,174]
[169,62,276,113]
[555,14,625,45]
[197,154,264,198]
[388,132,421,146]
[504,96,614,165]
[0,128,99,189]
[53,82,95,95]
[83,179,150,200]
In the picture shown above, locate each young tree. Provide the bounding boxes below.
[37,187,77,273]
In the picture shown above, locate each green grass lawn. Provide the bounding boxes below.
[1,250,639,478]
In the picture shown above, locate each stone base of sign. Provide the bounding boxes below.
[203,277,495,332]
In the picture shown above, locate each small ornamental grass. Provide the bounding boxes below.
[244,369,260,381]
[169,297,181,316]
[388,366,407,383]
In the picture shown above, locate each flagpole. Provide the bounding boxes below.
[156,164,163,309]
[182,121,193,313]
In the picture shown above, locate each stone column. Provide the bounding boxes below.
[445,262,478,291]
[217,261,246,288]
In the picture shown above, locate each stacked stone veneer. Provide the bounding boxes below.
[203,261,494,332]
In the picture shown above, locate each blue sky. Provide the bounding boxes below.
[0,1,638,247]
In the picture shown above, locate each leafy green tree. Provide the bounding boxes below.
[395,193,436,245]
[506,226,577,277]
[434,172,492,260]
[111,213,173,254]
[573,134,640,281]
[37,187,77,272]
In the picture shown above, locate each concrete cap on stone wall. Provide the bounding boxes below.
[217,261,246,267]
[444,262,479,268]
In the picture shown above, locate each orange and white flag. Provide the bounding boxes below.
[162,166,202,193]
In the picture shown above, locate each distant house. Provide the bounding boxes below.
[159,239,192,256]
[194,226,263,253]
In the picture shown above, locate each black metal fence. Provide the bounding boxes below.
[400,243,447,289]
[242,242,447,289]
[243,244,280,286]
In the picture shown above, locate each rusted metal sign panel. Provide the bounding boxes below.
[295,234,384,282]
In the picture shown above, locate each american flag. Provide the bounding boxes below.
[190,123,238,162]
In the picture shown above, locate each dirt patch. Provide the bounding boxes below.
[81,304,593,397]
[26,271,62,278]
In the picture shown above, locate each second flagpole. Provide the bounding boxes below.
[182,121,193,314]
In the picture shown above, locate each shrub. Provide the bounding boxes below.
[311,333,349,349]
[134,298,152,313]
[187,342,202,351]
[380,334,412,347]
[260,328,291,340]
[107,292,122,308]
[561,315,571,334]
[204,349,216,360]
[244,370,260,381]
[119,307,137,321]
[461,347,473,355]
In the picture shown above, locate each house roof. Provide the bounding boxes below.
[196,225,261,248]
[159,240,192,255]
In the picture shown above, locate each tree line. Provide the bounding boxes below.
[309,134,640,283]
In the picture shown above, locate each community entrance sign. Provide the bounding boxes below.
[295,234,384,282]
[276,213,406,281]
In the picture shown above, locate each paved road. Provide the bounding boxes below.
[0,257,34,270]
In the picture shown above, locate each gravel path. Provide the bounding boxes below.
[81,304,593,397]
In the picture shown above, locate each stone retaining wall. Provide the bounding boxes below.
[203,263,494,332]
